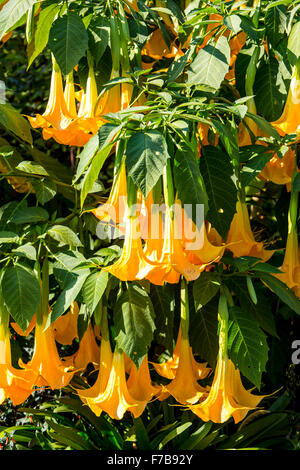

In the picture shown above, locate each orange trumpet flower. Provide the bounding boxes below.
[226,199,275,261]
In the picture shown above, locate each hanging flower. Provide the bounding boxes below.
[226,199,275,262]
[53,301,79,346]
[259,147,296,186]
[127,355,161,403]
[153,327,211,382]
[27,58,73,134]
[0,307,35,406]
[19,308,74,390]
[190,296,266,423]
[271,60,300,139]
[69,323,100,372]
[274,216,300,299]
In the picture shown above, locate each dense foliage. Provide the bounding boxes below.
[0,0,299,451]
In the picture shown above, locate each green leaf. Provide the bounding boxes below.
[88,16,110,64]
[11,206,49,224]
[240,146,273,187]
[254,56,288,122]
[114,283,156,368]
[2,265,40,332]
[27,3,60,68]
[82,270,109,314]
[228,306,269,389]
[187,36,230,92]
[0,231,19,244]
[256,272,300,316]
[16,160,49,176]
[287,21,300,63]
[50,271,89,324]
[80,142,114,208]
[174,146,209,221]
[244,112,281,139]
[265,5,287,47]
[47,225,82,248]
[150,284,175,355]
[292,172,300,192]
[12,243,36,261]
[193,272,221,310]
[31,179,57,205]
[126,130,170,198]
[0,104,32,144]
[200,146,237,239]
[190,297,219,368]
[48,12,89,76]
[0,0,38,40]
[74,133,99,183]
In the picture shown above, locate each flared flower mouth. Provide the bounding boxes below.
[226,200,275,262]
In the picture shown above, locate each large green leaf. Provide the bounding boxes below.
[88,16,110,64]
[47,225,83,248]
[114,283,156,368]
[150,284,175,356]
[0,104,32,144]
[228,306,269,390]
[193,272,221,311]
[200,145,237,239]
[82,270,109,314]
[190,298,219,368]
[126,130,170,198]
[0,0,38,40]
[174,146,209,222]
[187,36,230,92]
[265,5,287,47]
[257,272,300,316]
[2,265,40,332]
[254,56,288,122]
[287,20,300,63]
[48,12,89,75]
[27,3,60,68]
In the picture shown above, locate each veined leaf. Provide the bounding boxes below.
[187,36,230,92]
[27,3,60,68]
[47,225,83,248]
[49,12,89,76]
[193,272,221,311]
[174,146,209,222]
[2,265,40,332]
[228,306,269,389]
[82,270,109,314]
[0,0,39,40]
[200,145,237,240]
[114,283,156,368]
[256,272,300,316]
[126,130,170,198]
[0,104,32,144]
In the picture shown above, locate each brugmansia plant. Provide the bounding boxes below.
[0,0,299,452]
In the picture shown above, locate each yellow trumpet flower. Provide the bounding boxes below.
[53,301,79,346]
[271,61,300,139]
[190,296,266,423]
[275,206,300,298]
[72,323,100,371]
[19,309,74,390]
[127,355,161,403]
[27,60,73,133]
[259,147,296,186]
[0,307,35,406]
[153,327,211,382]
[226,199,274,261]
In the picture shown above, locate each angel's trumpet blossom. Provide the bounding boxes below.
[92,160,127,226]
[259,147,296,186]
[190,294,266,423]
[127,355,161,403]
[275,191,300,298]
[53,301,79,345]
[160,282,211,405]
[72,323,100,371]
[153,327,211,382]
[226,199,275,262]
[271,60,300,139]
[27,60,73,133]
[0,303,35,406]
[78,313,146,419]
[20,309,74,390]
[141,28,179,66]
